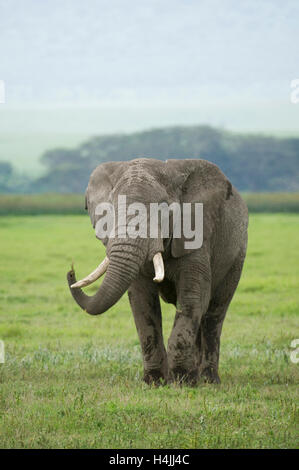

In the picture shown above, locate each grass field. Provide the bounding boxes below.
[0,214,298,448]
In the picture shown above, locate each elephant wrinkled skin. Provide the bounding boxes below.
[67,158,248,386]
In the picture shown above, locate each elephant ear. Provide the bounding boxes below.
[85,161,128,230]
[165,159,233,258]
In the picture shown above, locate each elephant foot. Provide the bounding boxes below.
[143,369,167,386]
[199,366,221,384]
[169,367,199,387]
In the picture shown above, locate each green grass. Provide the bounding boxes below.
[1,193,299,215]
[0,214,298,448]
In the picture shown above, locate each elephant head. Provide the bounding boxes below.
[67,158,232,315]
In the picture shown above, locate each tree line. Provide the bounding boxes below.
[1,125,299,193]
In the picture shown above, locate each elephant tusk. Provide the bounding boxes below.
[71,256,109,288]
[153,252,164,283]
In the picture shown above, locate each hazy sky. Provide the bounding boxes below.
[1,0,299,132]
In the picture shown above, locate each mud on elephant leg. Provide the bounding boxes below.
[196,315,224,384]
[167,273,211,386]
[167,311,199,385]
[197,252,246,384]
[128,277,168,385]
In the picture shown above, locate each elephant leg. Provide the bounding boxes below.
[197,252,246,384]
[128,277,168,385]
[196,305,227,384]
[167,261,211,386]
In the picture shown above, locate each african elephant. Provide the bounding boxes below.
[67,158,248,385]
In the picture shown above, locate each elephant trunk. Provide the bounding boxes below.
[67,242,145,315]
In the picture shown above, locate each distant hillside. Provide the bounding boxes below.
[1,125,299,193]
